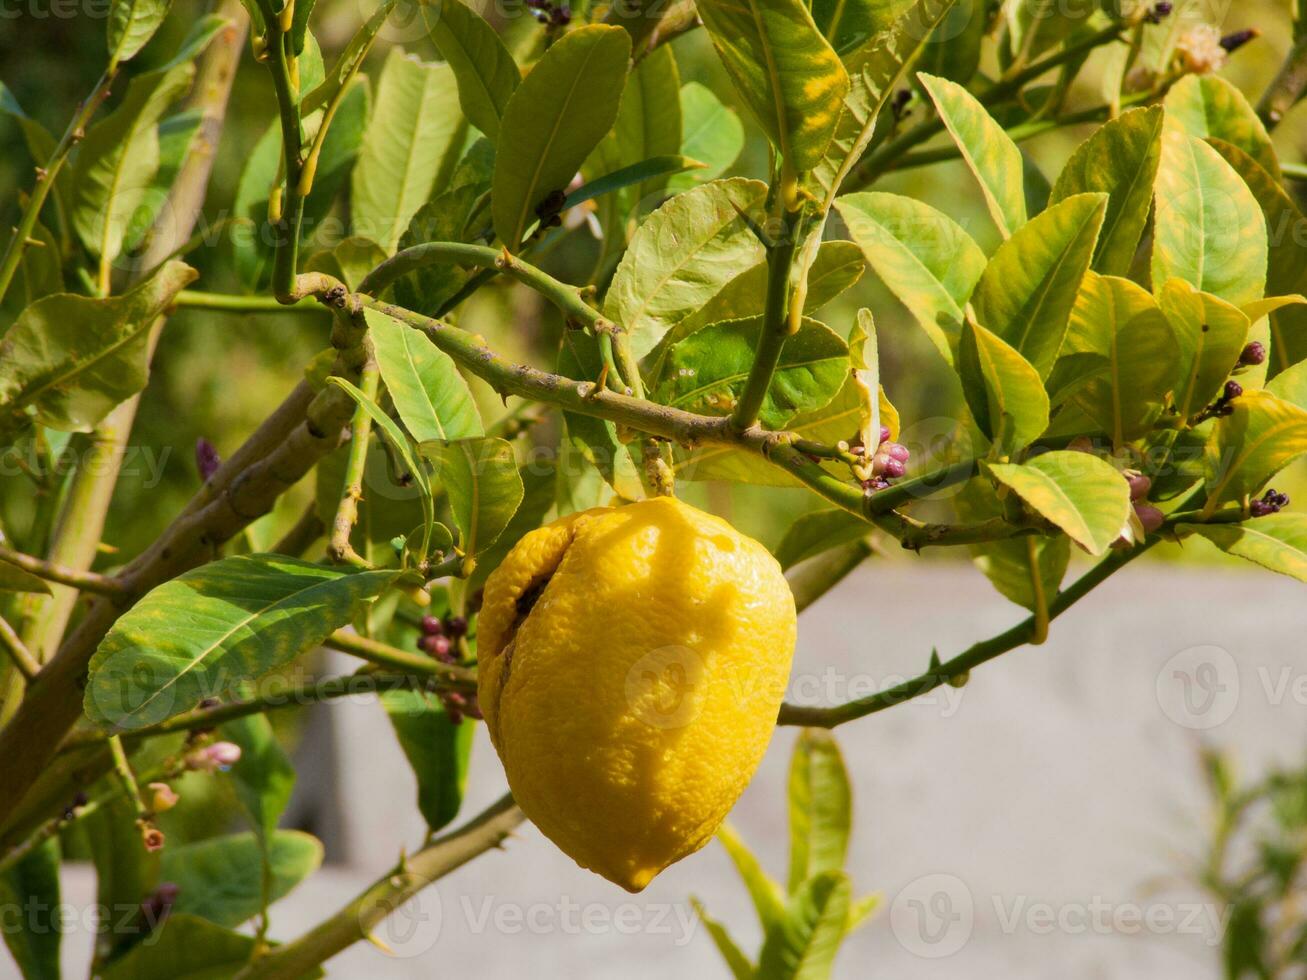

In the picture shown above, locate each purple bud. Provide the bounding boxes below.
[1239,341,1266,366]
[1126,473,1152,502]
[420,615,444,636]
[879,425,891,445]
[1223,380,1243,401]
[1220,29,1258,53]
[882,457,907,479]
[1134,503,1165,534]
[420,634,453,661]
[195,438,221,482]
[1250,499,1276,518]
[885,442,911,462]
[445,615,468,638]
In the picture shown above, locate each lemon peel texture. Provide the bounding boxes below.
[477,496,797,891]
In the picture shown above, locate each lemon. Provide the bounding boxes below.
[477,496,797,891]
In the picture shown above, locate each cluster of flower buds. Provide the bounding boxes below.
[1250,488,1290,518]
[417,613,468,663]
[1143,1,1172,24]
[1126,471,1164,535]
[850,425,911,492]
[184,741,242,773]
[525,0,570,27]
[1195,379,1243,423]
[1238,341,1267,367]
[441,690,483,725]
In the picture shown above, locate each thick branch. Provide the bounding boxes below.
[731,228,798,431]
[234,794,524,979]
[1259,34,1307,129]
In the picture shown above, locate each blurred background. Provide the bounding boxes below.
[2,0,1307,975]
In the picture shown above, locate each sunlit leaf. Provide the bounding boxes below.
[1157,278,1250,421]
[1165,74,1280,180]
[1050,106,1164,276]
[1152,128,1267,308]
[971,193,1107,378]
[717,822,786,932]
[606,177,767,360]
[787,730,852,893]
[835,190,985,363]
[669,82,744,192]
[696,0,849,171]
[757,870,852,980]
[988,451,1130,554]
[353,49,468,252]
[107,0,172,67]
[919,72,1026,237]
[366,307,483,443]
[1204,390,1307,510]
[691,897,755,980]
[1178,514,1307,583]
[958,319,1049,455]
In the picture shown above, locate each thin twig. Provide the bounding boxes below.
[0,617,40,681]
[328,354,379,566]
[233,793,524,979]
[0,544,127,597]
[323,629,476,683]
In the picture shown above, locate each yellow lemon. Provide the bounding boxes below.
[477,496,796,891]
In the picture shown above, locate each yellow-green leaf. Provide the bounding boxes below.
[958,319,1049,455]
[988,451,1130,554]
[1178,514,1307,583]
[696,0,849,171]
[1152,128,1267,308]
[424,0,519,140]
[919,72,1027,237]
[1165,75,1280,181]
[1204,390,1307,511]
[1157,278,1250,421]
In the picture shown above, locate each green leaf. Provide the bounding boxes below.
[1050,106,1164,276]
[419,438,524,557]
[971,193,1107,378]
[1204,390,1307,510]
[787,730,852,894]
[366,307,483,443]
[467,461,556,592]
[696,0,849,171]
[220,713,295,840]
[958,479,1070,611]
[717,822,787,932]
[757,870,852,980]
[83,794,155,954]
[84,556,396,730]
[492,25,631,250]
[958,319,1049,455]
[73,43,200,264]
[586,44,681,215]
[0,837,60,980]
[655,316,848,428]
[988,451,1131,554]
[0,261,197,433]
[1207,139,1307,376]
[669,82,744,192]
[304,236,387,292]
[160,831,322,928]
[691,898,755,980]
[1164,75,1280,180]
[394,182,487,315]
[1268,359,1307,409]
[0,561,52,594]
[605,177,767,360]
[1157,277,1250,421]
[847,892,881,932]
[107,0,172,66]
[424,0,519,140]
[812,0,909,54]
[652,240,864,365]
[919,72,1027,237]
[302,0,399,116]
[835,191,984,363]
[1178,514,1307,583]
[918,0,984,84]
[100,914,257,980]
[121,109,205,255]
[558,331,644,500]
[352,49,467,253]
[1152,128,1267,308]
[808,0,958,205]
[775,508,869,570]
[1064,272,1178,445]
[381,688,474,831]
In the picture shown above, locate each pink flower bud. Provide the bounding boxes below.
[186,741,242,772]
[1134,503,1165,534]
[148,782,179,813]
